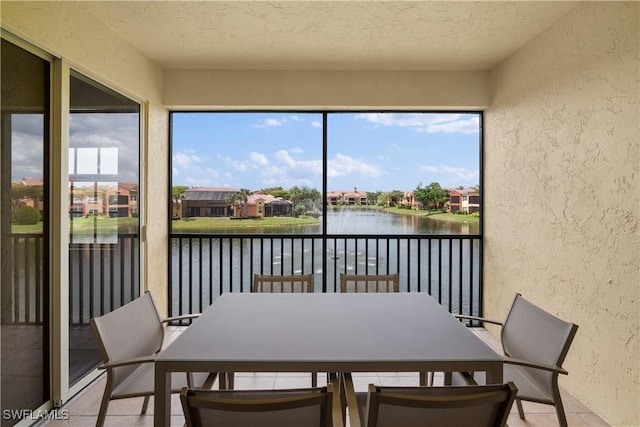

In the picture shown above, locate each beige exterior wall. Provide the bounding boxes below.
[484,3,639,426]
[164,69,490,110]
[1,2,170,315]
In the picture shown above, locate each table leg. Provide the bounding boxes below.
[485,364,503,384]
[154,363,171,427]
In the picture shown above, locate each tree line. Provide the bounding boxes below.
[172,182,479,215]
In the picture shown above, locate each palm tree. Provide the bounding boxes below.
[226,193,240,217]
[238,188,250,217]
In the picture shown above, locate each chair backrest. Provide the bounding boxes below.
[89,292,164,390]
[181,385,339,427]
[252,274,314,293]
[340,273,399,293]
[365,383,517,427]
[501,294,578,398]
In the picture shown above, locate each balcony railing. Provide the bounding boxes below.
[69,234,139,325]
[2,233,139,326]
[2,233,46,325]
[6,233,482,327]
[169,233,483,324]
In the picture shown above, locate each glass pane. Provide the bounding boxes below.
[1,39,50,426]
[171,112,323,234]
[327,113,480,235]
[68,71,140,386]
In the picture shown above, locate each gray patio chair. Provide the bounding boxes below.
[453,293,578,427]
[339,273,434,386]
[234,273,317,389]
[90,291,218,427]
[253,273,314,293]
[180,382,343,427]
[339,273,399,293]
[339,273,436,386]
[341,372,517,427]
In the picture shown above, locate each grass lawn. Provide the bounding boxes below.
[172,216,319,232]
[383,207,479,223]
[11,216,140,234]
[10,223,44,234]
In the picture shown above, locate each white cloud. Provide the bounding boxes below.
[173,151,204,169]
[420,165,479,182]
[328,153,384,178]
[255,118,285,128]
[275,150,295,167]
[219,155,248,172]
[355,113,479,134]
[311,121,322,128]
[254,115,306,128]
[274,150,323,176]
[421,166,439,173]
[420,116,480,134]
[249,152,269,166]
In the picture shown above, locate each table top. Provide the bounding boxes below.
[157,292,501,372]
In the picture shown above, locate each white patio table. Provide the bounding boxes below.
[154,292,502,426]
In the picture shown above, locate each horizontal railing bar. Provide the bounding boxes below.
[171,232,481,240]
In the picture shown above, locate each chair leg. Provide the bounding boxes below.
[219,372,227,389]
[219,372,235,389]
[516,398,525,420]
[555,399,569,427]
[312,372,318,388]
[140,396,150,415]
[96,392,111,427]
[226,372,235,389]
[419,372,427,386]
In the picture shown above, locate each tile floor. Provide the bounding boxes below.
[37,327,610,427]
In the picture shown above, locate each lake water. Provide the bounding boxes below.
[181,209,479,235]
[324,209,478,235]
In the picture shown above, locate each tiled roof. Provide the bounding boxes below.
[247,194,292,205]
[184,187,239,201]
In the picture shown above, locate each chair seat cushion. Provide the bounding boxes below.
[452,365,552,404]
[503,364,552,404]
[112,362,211,398]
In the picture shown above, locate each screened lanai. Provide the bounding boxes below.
[0,2,638,427]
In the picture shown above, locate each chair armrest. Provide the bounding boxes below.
[163,313,201,323]
[342,373,362,427]
[503,357,569,375]
[454,314,504,326]
[98,355,155,370]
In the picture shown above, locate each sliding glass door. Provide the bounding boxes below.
[1,38,50,427]
[68,71,141,385]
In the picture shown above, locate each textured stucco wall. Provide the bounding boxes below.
[1,2,171,315]
[164,69,490,109]
[484,3,639,426]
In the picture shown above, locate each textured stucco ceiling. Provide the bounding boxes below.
[79,1,577,71]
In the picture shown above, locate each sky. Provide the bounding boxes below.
[10,111,479,193]
[172,112,480,193]
[11,113,140,187]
